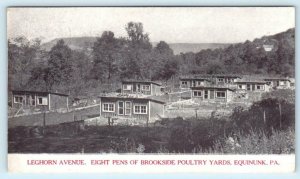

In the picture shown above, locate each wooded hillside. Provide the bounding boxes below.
[8,22,295,98]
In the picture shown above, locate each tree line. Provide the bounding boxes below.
[8,22,294,97]
[8,22,179,97]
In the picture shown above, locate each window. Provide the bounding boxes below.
[14,96,23,104]
[118,101,124,115]
[218,78,224,82]
[247,84,251,91]
[142,85,150,91]
[134,105,147,114]
[256,85,265,90]
[216,91,226,98]
[123,84,132,90]
[103,103,115,112]
[197,81,203,86]
[181,81,187,85]
[238,85,243,89]
[37,97,48,105]
[291,83,295,87]
[125,101,131,115]
[193,91,202,97]
[30,95,35,106]
[204,90,208,99]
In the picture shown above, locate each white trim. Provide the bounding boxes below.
[125,101,131,115]
[99,98,102,116]
[118,101,124,115]
[133,105,147,114]
[37,96,48,105]
[216,91,226,99]
[102,103,115,112]
[123,84,132,90]
[193,90,202,97]
[142,85,150,91]
[13,95,23,104]
[48,94,51,110]
[148,101,151,124]
[204,90,209,99]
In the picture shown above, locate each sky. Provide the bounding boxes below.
[7,7,295,44]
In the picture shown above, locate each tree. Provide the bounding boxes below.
[125,22,151,49]
[47,39,73,89]
[155,41,174,56]
[124,22,152,79]
[8,36,41,90]
[91,31,123,81]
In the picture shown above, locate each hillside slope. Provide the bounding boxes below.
[184,28,295,77]
[42,37,231,54]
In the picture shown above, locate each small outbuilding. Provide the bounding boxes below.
[190,86,235,103]
[11,90,69,111]
[235,80,270,92]
[121,80,162,96]
[99,95,165,126]
[263,78,292,89]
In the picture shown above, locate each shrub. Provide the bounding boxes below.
[213,128,295,154]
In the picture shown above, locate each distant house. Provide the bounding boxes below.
[190,86,235,103]
[213,74,241,85]
[99,95,165,125]
[121,80,162,96]
[263,45,274,52]
[180,74,241,89]
[179,76,211,89]
[235,80,270,92]
[263,78,292,89]
[11,90,69,111]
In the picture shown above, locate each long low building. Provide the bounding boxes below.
[11,90,69,111]
[235,80,271,92]
[190,86,235,103]
[99,94,165,126]
[121,80,162,96]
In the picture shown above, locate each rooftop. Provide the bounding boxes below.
[235,79,267,84]
[180,74,241,80]
[11,90,69,97]
[263,78,291,82]
[122,80,162,86]
[99,93,165,104]
[191,86,235,91]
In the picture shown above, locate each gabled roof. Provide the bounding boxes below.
[11,90,69,97]
[122,80,162,86]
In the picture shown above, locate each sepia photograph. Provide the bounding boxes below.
[7,7,295,156]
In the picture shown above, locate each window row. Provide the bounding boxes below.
[238,84,265,90]
[102,102,147,114]
[14,96,48,105]
[193,91,226,98]
[123,85,150,91]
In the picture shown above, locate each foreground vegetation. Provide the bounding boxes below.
[9,93,295,154]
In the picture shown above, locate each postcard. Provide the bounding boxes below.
[7,7,295,173]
